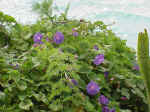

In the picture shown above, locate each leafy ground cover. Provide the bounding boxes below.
[0,0,148,112]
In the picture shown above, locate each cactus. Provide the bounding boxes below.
[137,29,150,112]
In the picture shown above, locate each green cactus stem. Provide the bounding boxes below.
[137,29,150,112]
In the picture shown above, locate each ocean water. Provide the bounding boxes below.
[0,0,150,49]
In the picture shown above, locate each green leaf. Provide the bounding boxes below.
[121,88,130,99]
[79,64,92,74]
[0,91,5,101]
[17,80,27,91]
[19,99,33,110]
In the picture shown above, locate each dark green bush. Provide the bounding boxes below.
[0,1,147,112]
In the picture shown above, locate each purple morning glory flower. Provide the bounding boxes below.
[102,106,109,112]
[133,65,139,71]
[53,32,64,44]
[86,81,100,95]
[99,95,109,105]
[94,45,99,50]
[33,32,43,44]
[104,72,109,78]
[109,109,115,112]
[93,54,104,65]
[73,32,78,37]
[72,28,78,37]
[71,79,78,85]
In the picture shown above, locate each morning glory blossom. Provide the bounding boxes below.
[53,32,64,44]
[93,54,104,65]
[86,81,100,95]
[99,95,109,105]
[33,32,43,44]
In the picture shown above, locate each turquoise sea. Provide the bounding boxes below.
[0,0,150,49]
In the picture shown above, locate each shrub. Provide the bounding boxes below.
[0,1,147,112]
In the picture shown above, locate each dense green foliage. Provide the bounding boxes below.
[0,1,148,112]
[0,11,16,47]
[137,29,150,112]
